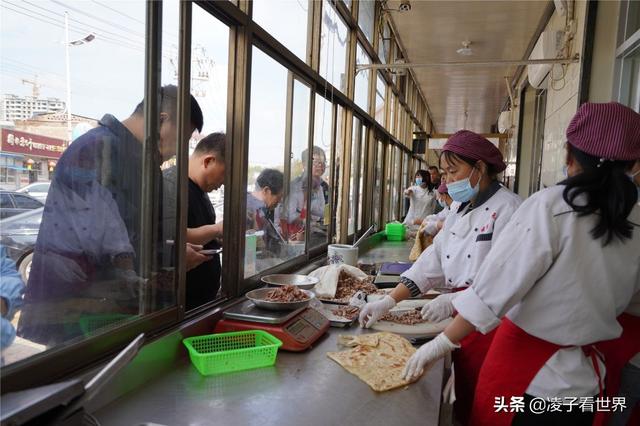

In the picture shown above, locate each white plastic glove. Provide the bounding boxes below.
[421,292,457,322]
[358,295,396,328]
[403,332,460,381]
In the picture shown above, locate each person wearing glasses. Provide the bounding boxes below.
[281,146,328,244]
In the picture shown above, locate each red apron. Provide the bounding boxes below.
[593,313,640,426]
[454,328,497,425]
[470,318,602,426]
[448,286,498,425]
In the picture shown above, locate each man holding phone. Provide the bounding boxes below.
[182,133,226,310]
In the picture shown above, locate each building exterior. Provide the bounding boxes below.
[0,112,98,190]
[0,94,65,122]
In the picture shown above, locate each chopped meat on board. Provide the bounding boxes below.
[265,285,309,302]
[331,305,360,319]
[380,310,427,325]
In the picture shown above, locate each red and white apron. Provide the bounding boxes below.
[593,313,640,426]
[470,318,603,426]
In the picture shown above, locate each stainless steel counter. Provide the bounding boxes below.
[94,238,444,426]
[358,239,414,265]
[95,326,444,426]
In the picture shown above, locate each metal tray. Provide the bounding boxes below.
[260,274,319,290]
[245,288,315,311]
[319,303,359,327]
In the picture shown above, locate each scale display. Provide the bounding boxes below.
[214,303,330,351]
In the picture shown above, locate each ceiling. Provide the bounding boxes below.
[387,0,551,134]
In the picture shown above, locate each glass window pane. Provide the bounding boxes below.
[246,49,313,276]
[348,118,360,235]
[357,125,367,231]
[161,3,229,310]
[358,0,375,44]
[13,194,42,209]
[0,193,13,208]
[354,43,371,112]
[343,0,352,10]
[389,93,396,134]
[288,80,318,247]
[372,141,383,226]
[375,73,386,125]
[3,1,179,363]
[253,0,309,61]
[378,23,391,63]
[333,104,345,239]
[320,1,348,92]
[248,49,292,275]
[312,94,334,248]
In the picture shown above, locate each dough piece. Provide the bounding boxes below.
[328,332,419,392]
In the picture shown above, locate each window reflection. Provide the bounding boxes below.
[375,73,386,125]
[354,43,371,112]
[246,49,315,276]
[253,0,309,61]
[358,0,375,44]
[320,1,348,92]
[311,94,334,248]
[348,118,360,235]
[372,141,384,227]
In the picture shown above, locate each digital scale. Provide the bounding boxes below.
[214,299,330,352]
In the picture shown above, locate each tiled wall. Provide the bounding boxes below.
[505,0,589,194]
[540,0,587,188]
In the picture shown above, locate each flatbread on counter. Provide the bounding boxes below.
[327,332,418,392]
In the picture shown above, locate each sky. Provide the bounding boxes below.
[1,0,346,169]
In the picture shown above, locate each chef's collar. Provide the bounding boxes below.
[457,180,502,215]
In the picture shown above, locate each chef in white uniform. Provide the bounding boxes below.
[402,170,436,225]
[359,130,522,424]
[401,102,640,426]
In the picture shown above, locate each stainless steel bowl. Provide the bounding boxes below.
[246,288,315,311]
[260,274,319,290]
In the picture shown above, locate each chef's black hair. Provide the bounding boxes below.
[415,169,434,190]
[561,144,637,245]
[440,151,499,179]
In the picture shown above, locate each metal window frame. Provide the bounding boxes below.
[0,0,185,392]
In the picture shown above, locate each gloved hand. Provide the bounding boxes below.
[358,295,396,328]
[403,332,460,381]
[421,292,457,322]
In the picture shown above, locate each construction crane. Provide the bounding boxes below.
[21,76,41,98]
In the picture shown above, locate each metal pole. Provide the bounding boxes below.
[64,11,72,145]
[355,56,581,72]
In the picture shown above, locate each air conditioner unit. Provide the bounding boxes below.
[498,110,512,133]
[527,30,565,88]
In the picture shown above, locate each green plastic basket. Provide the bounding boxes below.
[385,222,406,241]
[183,330,283,376]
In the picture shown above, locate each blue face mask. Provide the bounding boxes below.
[562,165,568,178]
[437,198,447,209]
[447,168,480,203]
[415,178,423,186]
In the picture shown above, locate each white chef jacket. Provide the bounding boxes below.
[453,185,640,397]
[403,185,436,225]
[401,182,522,294]
[422,201,461,236]
[625,294,640,367]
